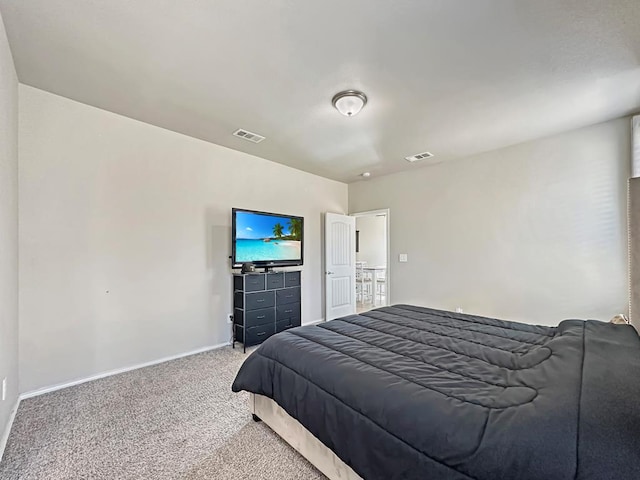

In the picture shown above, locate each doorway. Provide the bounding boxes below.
[351,209,390,313]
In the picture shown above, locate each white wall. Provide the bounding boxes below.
[19,85,348,393]
[355,215,387,266]
[350,118,630,326]
[0,10,19,451]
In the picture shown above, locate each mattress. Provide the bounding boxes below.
[232,304,640,480]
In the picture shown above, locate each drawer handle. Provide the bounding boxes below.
[257,299,265,303]
[285,324,292,328]
[257,315,265,319]
[257,332,266,337]
[286,295,293,298]
[285,309,293,314]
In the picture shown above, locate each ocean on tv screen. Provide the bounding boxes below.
[235,238,301,262]
[235,211,302,262]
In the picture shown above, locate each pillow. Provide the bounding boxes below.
[609,314,630,325]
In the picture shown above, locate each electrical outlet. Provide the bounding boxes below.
[456,307,464,313]
[2,378,6,401]
[227,314,233,324]
[398,253,408,263]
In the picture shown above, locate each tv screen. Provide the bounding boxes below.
[232,208,303,268]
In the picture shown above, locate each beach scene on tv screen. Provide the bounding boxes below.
[235,211,302,263]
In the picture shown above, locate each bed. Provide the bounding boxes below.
[231,304,640,480]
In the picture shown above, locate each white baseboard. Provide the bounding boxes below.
[303,318,326,326]
[18,320,323,402]
[0,397,20,463]
[20,342,230,400]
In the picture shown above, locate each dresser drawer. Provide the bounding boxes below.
[247,307,275,327]
[266,273,285,290]
[276,287,300,305]
[244,291,275,311]
[276,317,301,333]
[276,303,301,322]
[242,274,265,292]
[235,307,275,327]
[284,271,301,287]
[245,323,276,346]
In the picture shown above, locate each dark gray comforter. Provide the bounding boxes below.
[232,305,640,480]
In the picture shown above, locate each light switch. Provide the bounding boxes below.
[399,253,408,263]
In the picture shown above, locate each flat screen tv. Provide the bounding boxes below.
[232,208,304,270]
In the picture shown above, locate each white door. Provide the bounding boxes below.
[325,212,356,321]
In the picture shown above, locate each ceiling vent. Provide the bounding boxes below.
[233,128,266,144]
[405,151,434,162]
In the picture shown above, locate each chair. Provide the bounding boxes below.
[375,268,386,304]
[356,264,373,304]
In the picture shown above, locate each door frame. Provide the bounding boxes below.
[350,208,391,306]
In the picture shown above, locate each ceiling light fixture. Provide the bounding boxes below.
[332,90,367,117]
[361,172,371,178]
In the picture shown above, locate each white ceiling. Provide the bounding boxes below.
[1,1,639,183]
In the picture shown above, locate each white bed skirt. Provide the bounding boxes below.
[250,393,363,480]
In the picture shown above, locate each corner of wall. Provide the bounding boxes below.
[0,5,20,458]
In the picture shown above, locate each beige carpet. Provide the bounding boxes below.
[0,347,326,480]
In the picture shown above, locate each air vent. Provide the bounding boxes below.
[233,128,266,144]
[405,151,434,162]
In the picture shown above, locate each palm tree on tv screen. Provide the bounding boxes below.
[287,218,302,241]
[272,223,284,239]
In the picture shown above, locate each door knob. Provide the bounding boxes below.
[326,271,334,275]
